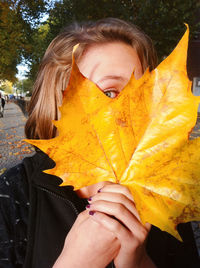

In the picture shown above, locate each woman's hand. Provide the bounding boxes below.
[53,208,120,268]
[86,183,156,268]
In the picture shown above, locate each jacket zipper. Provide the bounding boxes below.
[37,186,79,215]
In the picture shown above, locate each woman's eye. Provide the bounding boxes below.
[104,90,118,98]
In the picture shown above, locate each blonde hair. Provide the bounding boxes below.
[25,18,157,139]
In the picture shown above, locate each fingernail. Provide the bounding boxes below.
[86,204,90,209]
[89,210,95,216]
[88,197,92,202]
[97,188,102,193]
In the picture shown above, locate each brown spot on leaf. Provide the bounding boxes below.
[116,118,127,127]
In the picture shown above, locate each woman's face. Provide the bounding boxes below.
[78,42,143,98]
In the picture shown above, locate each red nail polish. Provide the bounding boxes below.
[89,211,95,216]
[97,188,102,193]
[88,197,92,201]
[86,204,90,209]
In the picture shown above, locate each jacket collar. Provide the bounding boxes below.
[23,151,76,200]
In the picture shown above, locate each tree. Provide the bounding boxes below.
[0,80,13,94]
[46,0,132,42]
[45,0,200,61]
[130,0,200,60]
[11,0,200,81]
[27,23,50,80]
[0,0,48,82]
[14,78,33,95]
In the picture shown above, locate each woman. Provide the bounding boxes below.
[0,18,199,268]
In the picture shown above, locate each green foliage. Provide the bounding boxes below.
[130,0,200,60]
[45,0,200,61]
[14,78,33,95]
[1,0,200,82]
[46,0,132,42]
[2,0,48,24]
[0,2,23,82]
[28,23,49,80]
[0,0,48,82]
[0,80,13,94]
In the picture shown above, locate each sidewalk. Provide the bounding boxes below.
[0,102,34,172]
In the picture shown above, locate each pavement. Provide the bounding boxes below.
[0,102,35,172]
[0,101,200,256]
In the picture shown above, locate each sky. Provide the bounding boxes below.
[16,64,29,80]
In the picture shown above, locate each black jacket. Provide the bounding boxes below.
[0,152,199,268]
[1,97,5,108]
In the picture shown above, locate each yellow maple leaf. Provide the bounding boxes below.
[26,25,200,240]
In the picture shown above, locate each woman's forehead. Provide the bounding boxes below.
[78,41,143,82]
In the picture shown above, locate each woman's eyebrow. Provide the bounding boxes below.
[97,75,126,84]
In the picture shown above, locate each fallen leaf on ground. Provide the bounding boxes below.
[0,168,6,175]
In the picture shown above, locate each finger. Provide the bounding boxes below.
[145,222,151,231]
[87,200,149,238]
[74,209,90,225]
[88,211,149,251]
[89,211,132,243]
[88,191,140,221]
[98,184,151,232]
[98,184,134,202]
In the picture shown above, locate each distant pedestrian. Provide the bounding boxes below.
[5,95,9,103]
[0,93,5,117]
